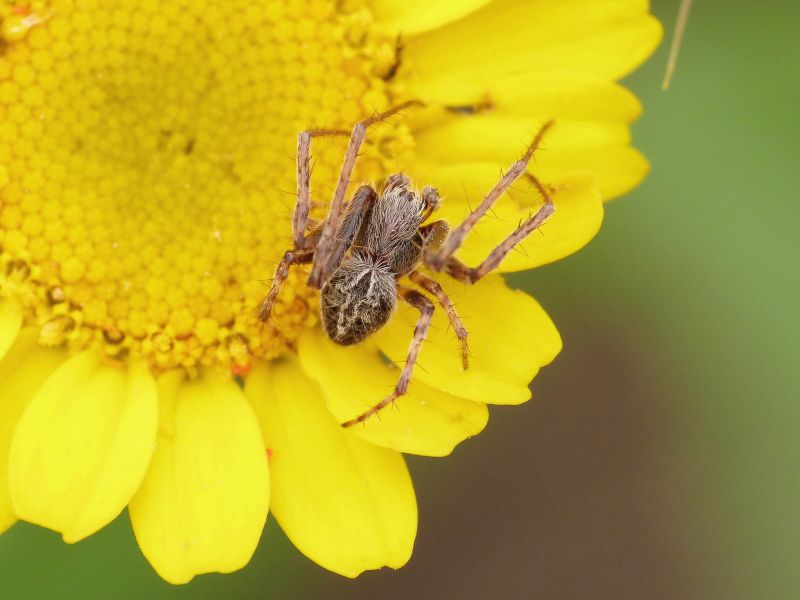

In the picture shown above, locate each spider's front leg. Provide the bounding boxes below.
[308,100,424,289]
[425,120,555,281]
[314,185,377,286]
[440,173,555,284]
[341,287,434,428]
[261,127,350,322]
[294,128,350,249]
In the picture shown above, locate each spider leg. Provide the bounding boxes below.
[317,185,377,282]
[419,185,441,222]
[426,120,554,272]
[308,100,424,289]
[441,173,555,284]
[294,128,350,250]
[420,220,449,252]
[341,287,434,428]
[258,248,315,323]
[408,269,469,370]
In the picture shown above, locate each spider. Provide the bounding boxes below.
[259,101,555,428]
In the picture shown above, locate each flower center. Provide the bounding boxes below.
[0,0,411,372]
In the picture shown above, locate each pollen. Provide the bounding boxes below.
[0,0,412,372]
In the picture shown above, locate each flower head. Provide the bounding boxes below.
[0,0,660,584]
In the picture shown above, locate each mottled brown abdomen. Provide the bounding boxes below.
[320,255,397,345]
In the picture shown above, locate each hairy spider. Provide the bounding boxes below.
[259,102,555,427]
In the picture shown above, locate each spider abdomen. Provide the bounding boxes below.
[320,254,397,345]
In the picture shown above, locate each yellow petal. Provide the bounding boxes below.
[245,359,416,578]
[546,145,649,201]
[0,330,65,533]
[475,71,643,123]
[9,351,158,542]
[406,1,662,103]
[412,116,647,200]
[417,115,632,157]
[129,369,269,585]
[375,275,561,404]
[410,163,603,272]
[372,0,491,35]
[297,330,488,456]
[0,299,22,362]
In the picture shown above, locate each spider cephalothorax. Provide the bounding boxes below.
[260,102,555,427]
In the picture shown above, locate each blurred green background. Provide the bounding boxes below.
[2,0,798,598]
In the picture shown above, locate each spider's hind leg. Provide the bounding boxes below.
[341,287,434,428]
[258,248,314,323]
[408,269,469,370]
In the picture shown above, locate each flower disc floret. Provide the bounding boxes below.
[0,0,407,372]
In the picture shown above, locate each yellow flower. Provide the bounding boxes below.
[0,0,660,584]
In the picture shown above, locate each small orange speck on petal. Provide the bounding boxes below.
[230,362,252,377]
